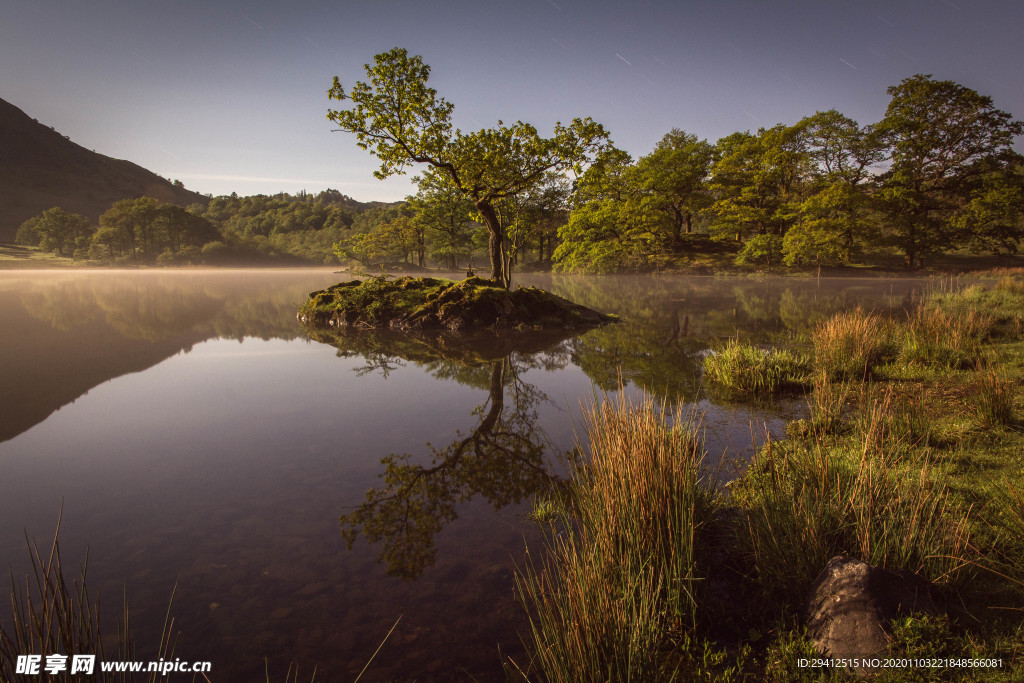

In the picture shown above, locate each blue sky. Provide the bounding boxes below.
[2,0,1022,201]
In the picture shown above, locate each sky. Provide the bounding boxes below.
[2,0,1023,202]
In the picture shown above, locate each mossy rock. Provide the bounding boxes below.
[297,276,616,331]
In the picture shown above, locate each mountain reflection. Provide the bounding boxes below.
[0,270,340,443]
[303,323,579,579]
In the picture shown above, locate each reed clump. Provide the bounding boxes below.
[812,308,894,381]
[0,521,178,683]
[514,393,720,681]
[731,401,973,610]
[854,385,937,452]
[702,339,810,395]
[899,305,992,370]
[973,362,1016,428]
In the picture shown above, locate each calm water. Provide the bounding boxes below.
[0,269,932,680]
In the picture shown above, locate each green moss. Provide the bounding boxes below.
[298,275,615,331]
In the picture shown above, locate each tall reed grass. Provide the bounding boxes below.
[733,401,973,609]
[0,517,180,683]
[807,372,850,436]
[702,340,810,395]
[855,386,936,452]
[974,362,1016,427]
[812,308,894,381]
[514,393,718,682]
[899,305,992,369]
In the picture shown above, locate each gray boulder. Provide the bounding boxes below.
[805,555,941,667]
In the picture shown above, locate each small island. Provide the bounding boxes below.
[298,275,616,331]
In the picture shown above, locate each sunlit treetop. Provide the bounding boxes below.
[327,47,609,284]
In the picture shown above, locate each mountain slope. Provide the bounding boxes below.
[0,98,207,242]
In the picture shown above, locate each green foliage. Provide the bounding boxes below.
[553,195,659,273]
[553,148,662,273]
[735,233,784,270]
[335,211,422,267]
[14,215,42,246]
[551,77,1022,274]
[635,129,715,244]
[407,168,477,269]
[328,47,608,284]
[91,197,218,263]
[783,181,861,267]
[708,124,808,244]
[17,207,93,257]
[874,74,1024,266]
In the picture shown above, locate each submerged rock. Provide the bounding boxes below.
[805,555,941,670]
[298,276,616,331]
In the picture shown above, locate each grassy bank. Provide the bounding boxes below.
[515,277,1024,681]
[0,243,86,268]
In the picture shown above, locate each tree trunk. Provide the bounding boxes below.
[475,200,507,286]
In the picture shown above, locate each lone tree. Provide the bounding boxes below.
[327,47,609,287]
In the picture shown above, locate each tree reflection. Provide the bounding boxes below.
[343,357,562,579]
[303,324,574,579]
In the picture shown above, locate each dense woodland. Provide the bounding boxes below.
[13,73,1023,273]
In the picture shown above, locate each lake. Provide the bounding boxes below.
[0,269,933,680]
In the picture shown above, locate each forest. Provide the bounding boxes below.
[13,73,1023,274]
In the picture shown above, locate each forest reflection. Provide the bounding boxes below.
[0,271,931,445]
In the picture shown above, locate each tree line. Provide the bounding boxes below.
[15,52,1023,275]
[557,75,1023,273]
[14,190,395,265]
[324,49,1024,277]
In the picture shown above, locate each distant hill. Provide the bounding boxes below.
[0,98,208,242]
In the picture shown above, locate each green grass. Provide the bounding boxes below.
[898,304,992,370]
[517,276,1024,680]
[974,363,1016,428]
[513,392,722,681]
[0,243,86,268]
[703,339,811,395]
[812,307,895,381]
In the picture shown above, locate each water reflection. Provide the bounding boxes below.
[303,323,581,579]
[0,270,342,442]
[0,270,946,679]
